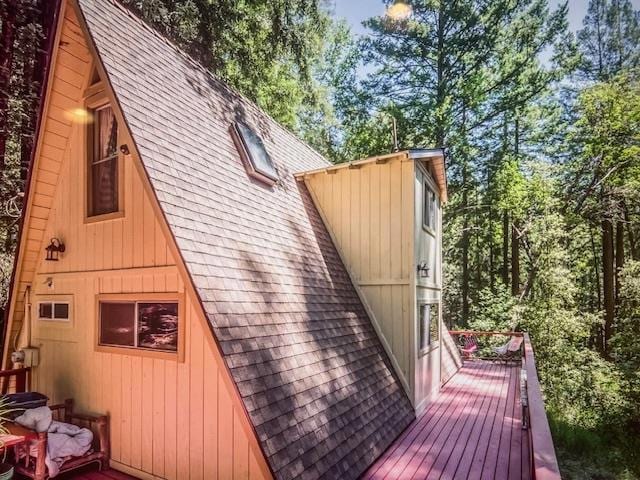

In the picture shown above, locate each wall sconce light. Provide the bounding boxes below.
[45,238,65,261]
[417,261,430,278]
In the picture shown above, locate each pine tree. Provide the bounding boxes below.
[119,0,329,130]
[577,0,640,81]
[358,0,568,324]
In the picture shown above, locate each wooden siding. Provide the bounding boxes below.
[303,156,414,391]
[4,4,270,479]
[30,271,267,480]
[414,165,444,409]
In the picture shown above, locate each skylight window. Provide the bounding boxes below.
[231,121,278,184]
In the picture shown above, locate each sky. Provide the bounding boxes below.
[334,0,640,38]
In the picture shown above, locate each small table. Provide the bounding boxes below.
[0,422,37,448]
[0,423,46,480]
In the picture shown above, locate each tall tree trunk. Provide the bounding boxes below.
[511,222,520,296]
[0,0,18,171]
[489,207,495,292]
[460,101,469,326]
[461,161,470,326]
[475,187,481,290]
[596,0,604,79]
[590,224,602,311]
[615,217,625,307]
[511,115,520,297]
[502,211,509,286]
[602,217,615,355]
[19,45,36,183]
[434,4,445,147]
[623,201,637,260]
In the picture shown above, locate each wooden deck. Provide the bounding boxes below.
[363,360,530,480]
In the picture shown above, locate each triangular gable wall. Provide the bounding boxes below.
[2,2,272,478]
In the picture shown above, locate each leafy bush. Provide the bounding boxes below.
[611,261,640,428]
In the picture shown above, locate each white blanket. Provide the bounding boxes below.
[15,407,93,477]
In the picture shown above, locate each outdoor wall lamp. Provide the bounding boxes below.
[45,238,65,261]
[417,261,430,278]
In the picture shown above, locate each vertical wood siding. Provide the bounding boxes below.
[304,156,414,391]
[30,272,267,480]
[413,165,442,408]
[6,5,270,479]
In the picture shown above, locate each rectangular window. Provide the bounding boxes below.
[418,303,440,354]
[423,180,437,232]
[38,301,71,322]
[99,300,179,353]
[89,105,119,216]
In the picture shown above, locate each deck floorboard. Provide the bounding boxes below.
[31,468,139,480]
[363,360,529,480]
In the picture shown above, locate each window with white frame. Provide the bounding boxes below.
[418,302,440,354]
[99,300,179,352]
[423,180,437,232]
[38,300,70,322]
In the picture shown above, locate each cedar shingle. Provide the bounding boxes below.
[77,1,415,478]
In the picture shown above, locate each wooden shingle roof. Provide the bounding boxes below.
[75,0,415,478]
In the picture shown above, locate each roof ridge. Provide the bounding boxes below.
[103,0,331,168]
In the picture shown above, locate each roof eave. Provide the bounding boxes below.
[295,147,449,203]
[410,148,448,203]
[2,0,63,368]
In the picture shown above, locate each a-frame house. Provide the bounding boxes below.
[2,0,566,478]
[1,0,449,478]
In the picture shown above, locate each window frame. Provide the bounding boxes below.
[37,299,71,323]
[230,121,278,185]
[418,301,440,356]
[95,293,185,362]
[33,294,75,340]
[84,90,125,224]
[422,179,438,235]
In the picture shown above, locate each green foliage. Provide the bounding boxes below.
[120,0,330,130]
[468,284,517,332]
[572,72,640,201]
[358,0,569,147]
[577,0,640,81]
[611,261,640,425]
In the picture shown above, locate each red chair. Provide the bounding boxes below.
[459,334,478,359]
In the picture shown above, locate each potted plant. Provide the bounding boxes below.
[0,396,16,480]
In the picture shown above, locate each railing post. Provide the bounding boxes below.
[15,369,26,393]
[523,333,561,480]
[0,367,31,394]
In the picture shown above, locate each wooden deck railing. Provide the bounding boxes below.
[449,330,561,480]
[0,367,30,394]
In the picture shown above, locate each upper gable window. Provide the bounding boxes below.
[231,121,278,184]
[88,105,119,216]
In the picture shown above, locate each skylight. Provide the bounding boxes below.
[232,121,278,184]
